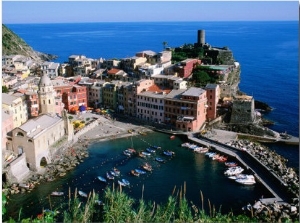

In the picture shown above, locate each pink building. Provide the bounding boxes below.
[205,84,220,121]
[175,58,201,78]
[2,110,14,150]
[165,87,207,132]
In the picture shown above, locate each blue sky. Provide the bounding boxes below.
[2,1,299,24]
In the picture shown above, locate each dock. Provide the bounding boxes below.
[187,133,293,202]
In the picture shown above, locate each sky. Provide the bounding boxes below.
[2,1,299,24]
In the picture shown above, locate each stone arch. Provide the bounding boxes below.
[40,157,47,167]
[16,132,24,137]
[17,146,23,155]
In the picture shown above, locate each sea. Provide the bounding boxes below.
[4,21,299,221]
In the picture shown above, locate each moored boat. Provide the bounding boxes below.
[135,168,146,175]
[141,163,153,171]
[106,172,114,180]
[51,191,64,196]
[163,150,175,156]
[118,178,130,187]
[155,157,165,163]
[146,147,156,153]
[224,166,244,176]
[97,176,107,183]
[170,135,175,140]
[78,190,88,198]
[130,169,140,177]
[225,162,238,167]
[235,175,256,185]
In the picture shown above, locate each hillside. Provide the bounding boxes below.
[2,24,57,62]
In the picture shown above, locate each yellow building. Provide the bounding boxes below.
[2,93,28,128]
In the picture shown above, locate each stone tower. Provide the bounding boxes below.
[230,95,256,124]
[38,73,56,115]
[197,30,205,46]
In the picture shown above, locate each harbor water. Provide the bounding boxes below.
[6,132,273,220]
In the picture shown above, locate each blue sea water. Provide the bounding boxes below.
[5,21,299,220]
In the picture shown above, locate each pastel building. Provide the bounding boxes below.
[136,84,170,123]
[165,87,207,132]
[6,111,73,172]
[2,110,14,150]
[41,61,60,79]
[2,93,28,128]
[174,58,201,78]
[205,84,220,121]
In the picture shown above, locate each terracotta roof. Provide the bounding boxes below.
[107,68,121,75]
[148,84,172,94]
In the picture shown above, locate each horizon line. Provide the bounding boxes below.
[4,20,298,25]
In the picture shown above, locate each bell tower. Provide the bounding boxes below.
[38,73,56,115]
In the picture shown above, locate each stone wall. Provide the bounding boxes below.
[5,153,30,184]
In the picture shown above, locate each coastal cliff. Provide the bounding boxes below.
[2,24,57,62]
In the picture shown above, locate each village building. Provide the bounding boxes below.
[205,83,220,121]
[165,87,207,132]
[41,61,60,79]
[2,93,28,128]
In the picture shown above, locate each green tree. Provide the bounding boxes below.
[2,85,9,93]
[192,70,211,86]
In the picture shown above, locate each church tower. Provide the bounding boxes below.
[38,73,56,115]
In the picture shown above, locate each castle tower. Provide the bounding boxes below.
[38,73,56,115]
[197,30,205,46]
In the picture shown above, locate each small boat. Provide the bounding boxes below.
[106,172,114,180]
[121,179,130,186]
[225,162,238,167]
[135,169,146,175]
[235,175,256,185]
[78,190,88,198]
[146,147,156,153]
[228,174,252,180]
[212,154,220,160]
[51,191,64,196]
[194,147,209,153]
[170,135,175,140]
[163,150,175,156]
[130,169,140,177]
[127,148,136,154]
[151,145,161,149]
[224,166,244,176]
[217,155,228,162]
[138,152,147,158]
[141,163,153,171]
[155,157,165,163]
[97,176,107,183]
[123,150,132,157]
[110,170,120,177]
[118,179,130,187]
[95,200,104,205]
[142,151,151,156]
[181,142,192,148]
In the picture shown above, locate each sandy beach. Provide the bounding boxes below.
[74,112,153,144]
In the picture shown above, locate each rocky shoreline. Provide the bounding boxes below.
[226,139,299,198]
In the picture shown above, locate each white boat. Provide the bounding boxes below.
[228,174,250,180]
[50,191,64,196]
[135,169,146,175]
[97,176,107,183]
[235,175,256,185]
[118,178,130,187]
[78,190,88,198]
[224,166,244,176]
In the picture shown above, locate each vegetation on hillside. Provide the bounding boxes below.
[2,24,57,62]
[3,186,261,223]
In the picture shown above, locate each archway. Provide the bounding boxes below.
[40,157,47,167]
